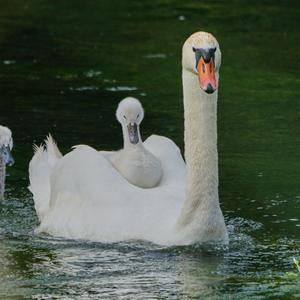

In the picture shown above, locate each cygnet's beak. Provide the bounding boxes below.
[127,123,139,144]
[2,145,14,166]
[194,47,217,94]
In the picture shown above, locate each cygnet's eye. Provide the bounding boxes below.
[137,114,139,119]
[123,115,127,120]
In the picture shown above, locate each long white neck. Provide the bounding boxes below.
[176,69,227,243]
[0,155,6,200]
[121,124,142,150]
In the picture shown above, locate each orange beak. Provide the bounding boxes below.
[196,57,217,94]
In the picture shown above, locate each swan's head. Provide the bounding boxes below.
[116,97,144,145]
[0,126,14,166]
[182,31,221,94]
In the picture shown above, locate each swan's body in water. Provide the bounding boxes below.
[29,31,228,245]
[107,97,162,188]
[0,126,14,200]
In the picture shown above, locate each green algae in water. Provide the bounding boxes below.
[285,258,300,280]
[294,257,300,273]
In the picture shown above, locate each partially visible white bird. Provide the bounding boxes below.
[108,97,162,188]
[0,126,14,200]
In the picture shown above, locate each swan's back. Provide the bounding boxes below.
[144,135,185,186]
[34,135,186,244]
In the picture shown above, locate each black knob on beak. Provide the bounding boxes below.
[205,83,215,94]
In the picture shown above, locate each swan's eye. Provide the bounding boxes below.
[123,115,127,120]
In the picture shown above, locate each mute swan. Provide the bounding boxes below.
[29,31,228,245]
[0,126,14,200]
[108,97,162,188]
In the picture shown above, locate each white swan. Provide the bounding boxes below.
[0,126,14,200]
[29,31,228,245]
[107,97,162,188]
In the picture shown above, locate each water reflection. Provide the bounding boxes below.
[105,86,138,92]
[1,205,299,299]
[0,0,300,298]
[0,240,11,294]
[177,252,224,298]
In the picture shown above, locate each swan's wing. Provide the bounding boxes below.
[42,144,185,244]
[50,145,143,207]
[29,135,63,220]
[143,135,186,186]
[29,145,53,220]
[99,150,116,161]
[45,134,62,166]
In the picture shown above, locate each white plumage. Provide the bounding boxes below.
[0,125,14,200]
[0,126,13,150]
[108,97,163,188]
[29,32,228,245]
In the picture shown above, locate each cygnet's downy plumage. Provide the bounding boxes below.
[109,97,163,188]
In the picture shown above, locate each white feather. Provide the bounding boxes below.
[29,32,228,245]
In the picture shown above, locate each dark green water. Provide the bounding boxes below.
[0,0,300,298]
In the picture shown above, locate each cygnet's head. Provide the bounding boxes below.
[116,97,144,145]
[182,31,221,94]
[0,126,14,166]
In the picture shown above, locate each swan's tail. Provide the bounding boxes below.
[28,135,62,220]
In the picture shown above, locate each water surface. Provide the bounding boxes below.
[0,0,300,298]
